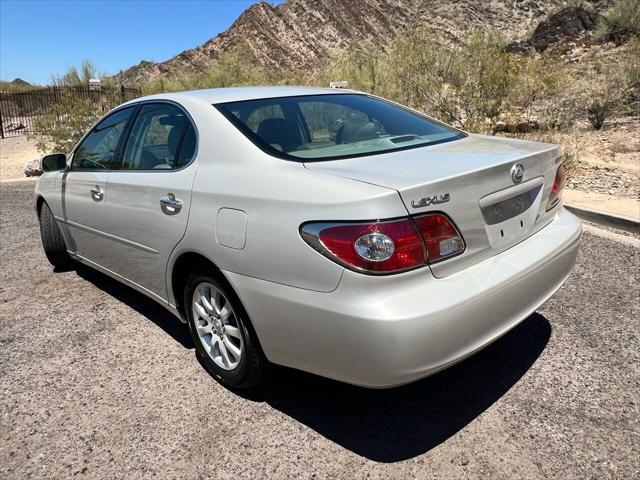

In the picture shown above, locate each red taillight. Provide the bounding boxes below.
[413,213,465,262]
[314,219,425,273]
[547,164,566,211]
[300,213,465,274]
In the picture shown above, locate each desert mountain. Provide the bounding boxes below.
[115,0,612,85]
[10,78,31,86]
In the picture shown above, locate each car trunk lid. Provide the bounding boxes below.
[304,134,562,277]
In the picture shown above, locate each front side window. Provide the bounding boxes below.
[122,103,194,170]
[72,107,135,170]
[216,94,465,161]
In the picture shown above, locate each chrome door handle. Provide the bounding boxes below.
[160,193,182,215]
[90,185,104,202]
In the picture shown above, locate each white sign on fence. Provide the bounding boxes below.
[89,79,101,91]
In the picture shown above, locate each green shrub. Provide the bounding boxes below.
[316,26,640,132]
[319,30,518,133]
[582,58,631,130]
[586,100,608,129]
[31,60,124,153]
[317,44,391,96]
[508,54,571,128]
[53,59,100,86]
[594,0,640,43]
[144,42,266,94]
[451,34,517,132]
[385,28,467,126]
[621,37,640,116]
[32,89,124,153]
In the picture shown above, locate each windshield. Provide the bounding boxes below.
[215,94,465,161]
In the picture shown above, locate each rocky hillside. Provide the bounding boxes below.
[507,6,600,53]
[116,0,612,85]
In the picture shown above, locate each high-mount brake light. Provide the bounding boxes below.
[547,164,566,211]
[300,213,465,274]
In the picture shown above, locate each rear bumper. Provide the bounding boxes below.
[225,208,582,388]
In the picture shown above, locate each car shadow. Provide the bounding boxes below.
[243,313,551,463]
[63,264,550,462]
[74,264,193,349]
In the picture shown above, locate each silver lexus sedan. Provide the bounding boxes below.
[35,87,581,389]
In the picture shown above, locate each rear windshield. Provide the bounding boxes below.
[215,94,465,161]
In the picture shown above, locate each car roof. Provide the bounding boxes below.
[131,86,356,105]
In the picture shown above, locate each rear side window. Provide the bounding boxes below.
[216,94,464,161]
[72,107,135,170]
[122,103,194,170]
[176,124,197,168]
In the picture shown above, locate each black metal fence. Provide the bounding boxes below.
[0,85,141,138]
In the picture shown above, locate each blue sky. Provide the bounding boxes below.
[0,0,284,85]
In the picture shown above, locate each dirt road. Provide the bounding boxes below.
[1,180,638,479]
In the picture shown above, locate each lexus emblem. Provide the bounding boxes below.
[510,163,525,184]
[411,193,450,209]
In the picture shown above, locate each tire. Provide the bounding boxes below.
[184,270,271,389]
[39,203,72,269]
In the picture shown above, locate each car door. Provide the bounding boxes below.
[104,102,198,299]
[60,106,136,266]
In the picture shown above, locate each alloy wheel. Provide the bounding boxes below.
[192,282,244,370]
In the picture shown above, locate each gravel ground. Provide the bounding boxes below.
[0,137,40,181]
[1,180,639,479]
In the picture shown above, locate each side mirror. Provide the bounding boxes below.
[40,153,67,172]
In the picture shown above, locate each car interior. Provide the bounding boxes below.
[125,114,188,170]
[221,94,462,160]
